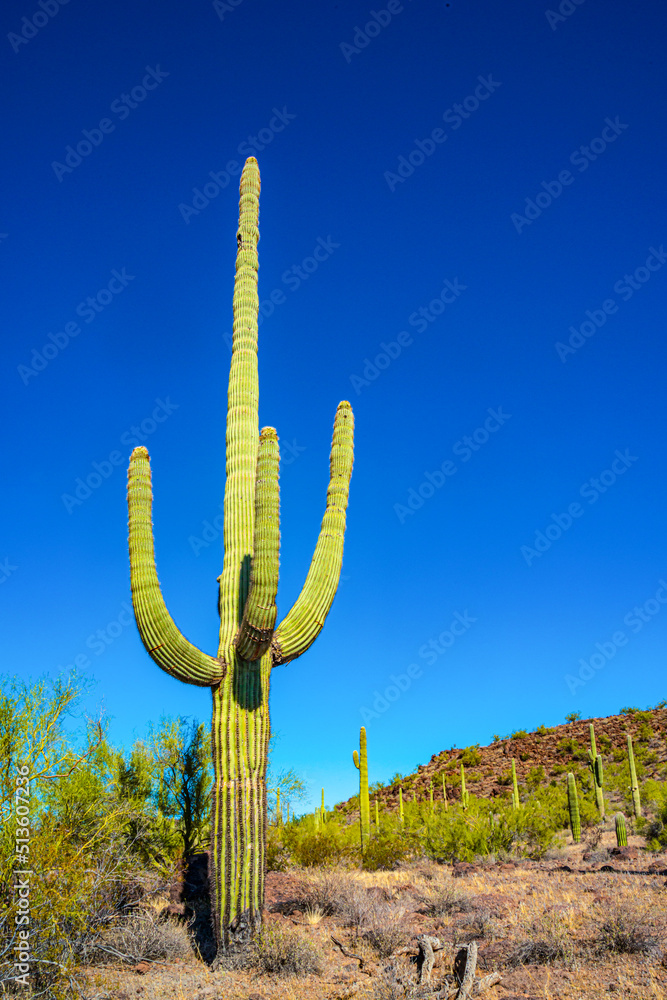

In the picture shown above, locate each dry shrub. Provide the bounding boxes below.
[363,912,408,958]
[419,882,473,916]
[86,908,195,964]
[253,923,324,976]
[595,904,661,958]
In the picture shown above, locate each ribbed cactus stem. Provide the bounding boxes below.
[567,772,581,843]
[125,158,354,954]
[627,734,642,817]
[321,787,325,825]
[615,812,628,847]
[399,787,404,823]
[353,727,370,848]
[588,724,605,817]
[511,758,519,810]
[375,799,379,830]
[429,783,434,815]
[442,773,448,811]
[460,764,469,810]
[276,788,281,827]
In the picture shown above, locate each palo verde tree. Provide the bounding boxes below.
[126,157,354,952]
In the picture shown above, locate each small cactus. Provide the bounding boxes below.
[615,811,628,848]
[588,724,605,817]
[399,786,404,823]
[511,758,520,810]
[567,772,581,843]
[627,734,642,817]
[442,773,448,810]
[353,727,370,847]
[460,764,469,810]
[321,787,325,825]
[276,788,282,827]
[375,799,380,830]
[429,782,434,815]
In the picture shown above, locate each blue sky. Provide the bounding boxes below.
[3,0,666,811]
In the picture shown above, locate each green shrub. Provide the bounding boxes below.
[362,831,416,871]
[510,730,529,739]
[459,746,482,766]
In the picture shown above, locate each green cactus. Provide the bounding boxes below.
[567,772,581,843]
[276,788,282,827]
[126,158,353,952]
[442,773,448,810]
[587,724,605,817]
[399,786,404,823]
[375,799,379,830]
[429,782,434,815]
[511,758,520,810]
[353,727,370,847]
[615,811,628,848]
[321,787,325,825]
[627,734,642,817]
[460,764,469,810]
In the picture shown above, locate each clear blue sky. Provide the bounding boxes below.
[3,0,666,811]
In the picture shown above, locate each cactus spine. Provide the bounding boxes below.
[587,724,605,818]
[126,159,353,952]
[460,764,469,810]
[567,772,581,843]
[353,727,370,848]
[627,734,642,817]
[511,758,520,810]
[399,786,404,823]
[615,811,628,847]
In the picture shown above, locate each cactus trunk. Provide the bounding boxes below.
[353,727,370,848]
[126,158,353,954]
[460,764,469,810]
[588,724,605,818]
[627,734,642,817]
[276,787,281,826]
[399,786,404,823]
[442,773,448,810]
[615,812,628,847]
[511,758,519,810]
[567,772,580,843]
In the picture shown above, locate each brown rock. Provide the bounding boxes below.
[610,846,639,859]
[134,962,151,975]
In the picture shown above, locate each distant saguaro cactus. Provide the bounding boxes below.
[587,724,605,818]
[627,734,642,817]
[511,758,520,810]
[276,788,282,827]
[353,726,370,847]
[126,158,353,952]
[615,812,628,848]
[442,772,448,810]
[567,772,581,843]
[460,764,469,810]
[399,786,404,823]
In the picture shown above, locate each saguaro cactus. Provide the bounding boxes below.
[276,788,282,827]
[627,734,642,817]
[442,773,448,811]
[511,758,520,810]
[399,786,404,823]
[127,158,354,951]
[587,724,605,818]
[353,726,370,847]
[567,772,581,843]
[615,812,628,848]
[460,764,469,810]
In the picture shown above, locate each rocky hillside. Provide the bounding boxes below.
[336,705,667,814]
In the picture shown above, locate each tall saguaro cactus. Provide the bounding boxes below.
[588,724,605,818]
[627,734,642,818]
[567,772,581,843]
[126,158,354,952]
[353,726,370,848]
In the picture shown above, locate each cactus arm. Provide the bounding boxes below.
[272,402,354,665]
[353,750,360,769]
[236,428,280,660]
[127,447,226,686]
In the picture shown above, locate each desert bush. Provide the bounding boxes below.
[419,882,473,916]
[364,913,408,958]
[459,746,482,766]
[595,905,661,957]
[363,831,417,871]
[282,816,359,867]
[85,908,194,964]
[253,923,324,976]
